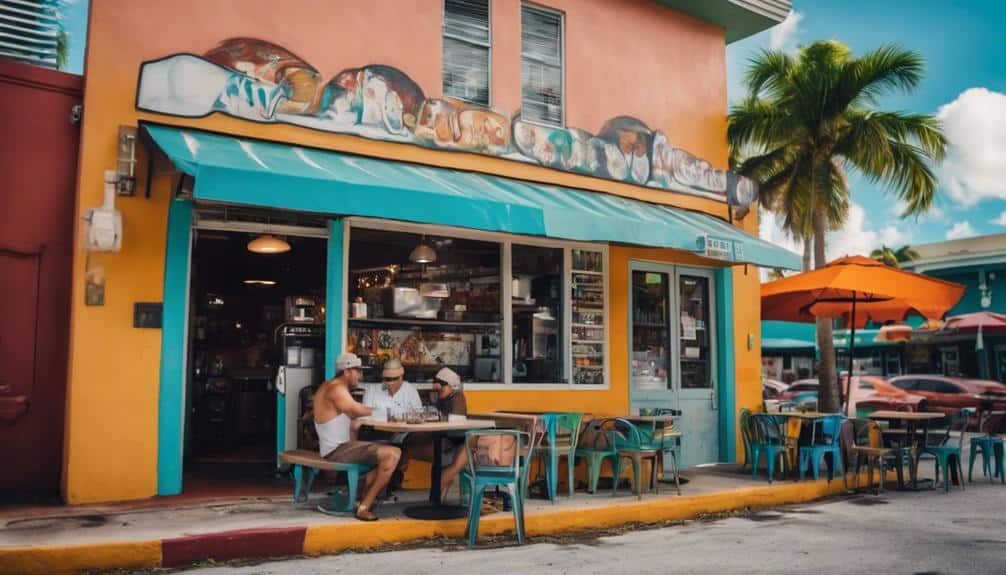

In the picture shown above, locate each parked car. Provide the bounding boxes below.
[888,375,1006,431]
[777,379,819,410]
[844,375,926,417]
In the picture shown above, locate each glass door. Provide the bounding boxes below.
[630,267,672,402]
[674,268,718,466]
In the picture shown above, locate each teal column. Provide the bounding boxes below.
[325,218,346,379]
[158,198,193,495]
[716,268,737,462]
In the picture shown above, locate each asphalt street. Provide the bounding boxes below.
[166,480,1006,575]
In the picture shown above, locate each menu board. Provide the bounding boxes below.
[570,249,605,385]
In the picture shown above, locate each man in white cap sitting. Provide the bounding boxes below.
[406,367,470,500]
[362,358,422,421]
[313,352,400,521]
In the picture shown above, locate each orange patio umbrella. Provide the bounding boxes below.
[761,255,965,407]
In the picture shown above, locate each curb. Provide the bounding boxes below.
[0,474,868,574]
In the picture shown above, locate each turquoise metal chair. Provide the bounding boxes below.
[609,418,660,499]
[739,408,753,470]
[798,415,845,484]
[968,410,1004,484]
[280,450,374,512]
[461,413,544,502]
[749,414,789,483]
[923,408,973,493]
[635,417,682,496]
[573,418,619,494]
[462,429,529,548]
[537,412,584,501]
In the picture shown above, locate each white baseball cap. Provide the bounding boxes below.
[434,367,461,389]
[335,352,363,372]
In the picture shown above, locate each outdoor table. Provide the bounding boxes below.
[358,418,496,520]
[771,411,837,470]
[868,410,946,490]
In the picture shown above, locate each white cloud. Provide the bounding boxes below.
[769,11,804,53]
[946,221,977,239]
[826,203,879,260]
[758,208,803,254]
[937,88,1006,207]
[879,225,908,247]
[991,211,1006,226]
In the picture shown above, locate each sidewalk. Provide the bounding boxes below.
[0,465,876,575]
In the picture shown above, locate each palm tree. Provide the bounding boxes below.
[729,41,947,412]
[56,30,69,71]
[870,244,920,268]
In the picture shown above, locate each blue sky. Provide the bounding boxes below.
[61,1,1003,257]
[728,0,1006,258]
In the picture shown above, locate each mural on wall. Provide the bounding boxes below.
[136,37,756,207]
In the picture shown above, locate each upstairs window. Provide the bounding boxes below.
[443,0,491,106]
[521,4,563,126]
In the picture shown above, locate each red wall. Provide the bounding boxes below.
[0,59,81,497]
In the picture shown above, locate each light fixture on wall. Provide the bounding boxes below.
[243,279,277,286]
[247,234,291,254]
[409,235,437,264]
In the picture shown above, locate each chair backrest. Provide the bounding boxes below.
[543,412,584,451]
[819,415,845,444]
[850,418,883,449]
[470,413,545,461]
[751,414,784,444]
[952,408,973,449]
[465,429,528,482]
[578,417,615,450]
[739,408,752,448]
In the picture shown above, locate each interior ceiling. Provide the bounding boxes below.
[193,230,327,297]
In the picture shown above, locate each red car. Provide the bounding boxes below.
[845,375,926,417]
[888,375,1006,431]
[762,379,789,398]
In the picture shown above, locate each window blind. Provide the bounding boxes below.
[521,4,563,126]
[443,0,491,106]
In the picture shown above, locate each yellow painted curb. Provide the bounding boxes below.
[0,540,161,575]
[305,473,875,555]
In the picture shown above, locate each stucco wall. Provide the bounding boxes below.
[64,0,754,503]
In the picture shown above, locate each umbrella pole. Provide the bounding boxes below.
[844,295,857,414]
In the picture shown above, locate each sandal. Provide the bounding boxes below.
[355,507,379,521]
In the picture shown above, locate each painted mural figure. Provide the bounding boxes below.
[135,37,757,207]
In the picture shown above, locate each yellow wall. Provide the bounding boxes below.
[64,0,758,503]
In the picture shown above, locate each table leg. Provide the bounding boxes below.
[430,431,444,505]
[403,431,468,520]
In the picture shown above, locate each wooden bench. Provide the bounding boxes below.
[278,449,375,511]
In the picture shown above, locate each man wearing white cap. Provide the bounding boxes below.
[363,358,422,420]
[313,352,400,521]
[407,367,469,500]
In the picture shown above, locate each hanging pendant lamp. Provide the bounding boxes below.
[247,234,291,254]
[409,235,437,264]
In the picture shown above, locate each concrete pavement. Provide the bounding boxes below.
[177,480,1006,575]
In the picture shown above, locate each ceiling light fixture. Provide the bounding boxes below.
[409,235,437,264]
[243,279,277,286]
[247,234,291,254]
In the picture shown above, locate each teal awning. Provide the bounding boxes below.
[143,123,801,270]
[762,337,816,350]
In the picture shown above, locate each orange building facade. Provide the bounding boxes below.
[64,0,793,503]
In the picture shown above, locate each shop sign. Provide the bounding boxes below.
[697,235,742,261]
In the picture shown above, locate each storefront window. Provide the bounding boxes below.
[679,274,711,389]
[346,224,606,387]
[347,228,502,383]
[511,244,564,383]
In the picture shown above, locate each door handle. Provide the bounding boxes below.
[710,387,718,411]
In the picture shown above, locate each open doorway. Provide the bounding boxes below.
[184,227,327,496]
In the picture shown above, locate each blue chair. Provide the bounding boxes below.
[923,408,973,493]
[798,415,845,484]
[609,418,660,499]
[573,418,619,494]
[968,411,1004,484]
[537,412,583,501]
[462,429,529,548]
[749,414,789,483]
[461,413,545,502]
[636,417,683,496]
[739,408,753,470]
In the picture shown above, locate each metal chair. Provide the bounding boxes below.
[462,429,530,548]
[798,414,845,484]
[923,408,974,493]
[968,409,1004,484]
[848,418,906,494]
[749,414,789,483]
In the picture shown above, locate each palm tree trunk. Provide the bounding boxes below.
[813,210,840,413]
[802,236,812,272]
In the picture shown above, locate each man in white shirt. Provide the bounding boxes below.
[362,359,423,419]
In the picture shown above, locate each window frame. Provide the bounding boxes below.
[519,2,566,128]
[442,0,493,107]
[343,217,609,390]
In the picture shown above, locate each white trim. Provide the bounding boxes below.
[192,218,330,239]
[345,217,609,390]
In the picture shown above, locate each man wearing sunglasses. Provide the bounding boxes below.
[362,358,423,420]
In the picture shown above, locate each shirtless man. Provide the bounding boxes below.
[313,353,400,521]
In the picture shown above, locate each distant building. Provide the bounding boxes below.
[0,0,62,68]
[762,233,1006,382]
